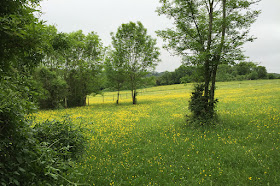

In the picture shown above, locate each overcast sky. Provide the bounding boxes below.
[39,0,280,73]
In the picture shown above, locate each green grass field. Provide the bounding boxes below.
[31,79,280,185]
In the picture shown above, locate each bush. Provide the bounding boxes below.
[0,78,50,185]
[0,78,87,185]
[268,73,276,79]
[180,75,192,84]
[247,71,258,80]
[33,116,87,160]
[32,116,88,185]
[188,84,218,125]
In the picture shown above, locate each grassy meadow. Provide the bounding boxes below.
[30,79,280,185]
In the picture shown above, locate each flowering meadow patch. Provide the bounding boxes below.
[31,80,280,185]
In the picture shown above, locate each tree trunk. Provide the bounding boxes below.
[204,0,214,113]
[210,0,227,110]
[210,64,218,109]
[116,91,120,104]
[204,60,211,100]
[65,97,67,108]
[132,90,137,105]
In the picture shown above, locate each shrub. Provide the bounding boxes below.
[0,78,87,185]
[268,73,276,79]
[0,78,50,185]
[247,71,258,80]
[33,116,87,160]
[187,84,218,126]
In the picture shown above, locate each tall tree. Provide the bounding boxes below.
[111,22,160,104]
[0,0,45,77]
[104,48,127,104]
[157,0,261,118]
[64,31,104,107]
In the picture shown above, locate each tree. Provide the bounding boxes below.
[35,67,68,109]
[0,0,46,77]
[111,22,160,104]
[216,64,235,82]
[64,31,103,107]
[40,30,103,107]
[235,61,256,75]
[255,66,267,79]
[0,0,61,184]
[104,48,127,104]
[157,0,261,119]
[40,26,70,70]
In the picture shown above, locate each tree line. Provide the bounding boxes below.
[5,22,160,110]
[155,62,279,86]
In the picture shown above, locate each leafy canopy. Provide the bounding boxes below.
[110,21,160,104]
[157,0,261,120]
[157,0,261,65]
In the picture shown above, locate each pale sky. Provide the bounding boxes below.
[39,0,280,73]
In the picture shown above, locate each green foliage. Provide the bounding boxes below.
[39,29,104,108]
[157,0,261,121]
[35,67,68,109]
[247,71,258,80]
[0,0,46,77]
[0,1,48,183]
[0,0,88,185]
[0,78,51,185]
[66,67,101,107]
[236,62,256,76]
[216,63,268,82]
[255,66,268,79]
[155,63,269,85]
[111,21,160,104]
[155,65,203,85]
[156,71,174,85]
[0,78,87,185]
[63,31,103,107]
[33,116,88,161]
[216,64,235,82]
[188,84,218,124]
[268,73,278,79]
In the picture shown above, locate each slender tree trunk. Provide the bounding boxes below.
[204,0,214,112]
[116,83,120,104]
[132,89,137,104]
[65,97,67,108]
[130,72,137,105]
[210,0,227,109]
[210,64,218,109]
[117,90,120,104]
[204,60,211,100]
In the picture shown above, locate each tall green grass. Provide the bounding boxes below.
[32,80,280,185]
